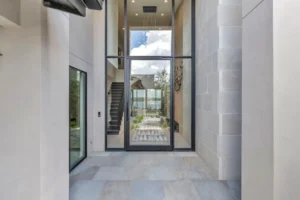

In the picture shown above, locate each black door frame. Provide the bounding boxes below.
[69,66,88,171]
[124,57,174,151]
[105,0,196,151]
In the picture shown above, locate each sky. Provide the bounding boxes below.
[130,30,172,75]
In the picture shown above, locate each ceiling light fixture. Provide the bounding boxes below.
[132,0,135,3]
[164,0,168,3]
[161,13,164,16]
[135,13,138,16]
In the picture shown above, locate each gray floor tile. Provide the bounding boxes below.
[147,166,180,180]
[181,168,213,180]
[155,156,183,166]
[193,181,234,200]
[83,156,124,166]
[125,166,148,180]
[223,181,241,200]
[130,181,165,200]
[163,180,199,200]
[99,181,131,200]
[93,167,128,180]
[170,152,199,157]
[70,153,238,200]
[120,155,144,167]
[70,166,100,185]
[181,157,208,169]
[70,180,105,200]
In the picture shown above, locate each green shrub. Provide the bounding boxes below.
[134,115,144,123]
[70,121,78,128]
[161,120,168,128]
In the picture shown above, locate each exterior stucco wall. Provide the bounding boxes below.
[242,0,273,199]
[0,1,42,199]
[0,0,69,199]
[93,8,106,152]
[69,10,95,154]
[273,1,300,199]
[195,0,242,180]
[40,7,69,200]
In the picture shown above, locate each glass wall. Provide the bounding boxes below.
[174,0,192,56]
[69,67,87,170]
[106,0,195,150]
[107,0,124,56]
[129,60,171,146]
[106,58,125,148]
[127,0,172,56]
[174,59,192,148]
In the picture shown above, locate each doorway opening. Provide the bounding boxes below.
[105,0,195,151]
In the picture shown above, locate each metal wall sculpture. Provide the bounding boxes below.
[174,62,183,91]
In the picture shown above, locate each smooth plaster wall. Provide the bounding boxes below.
[196,0,242,180]
[242,0,273,199]
[69,10,95,154]
[0,0,20,26]
[40,7,69,200]
[0,0,69,199]
[273,0,300,199]
[93,8,106,151]
[0,1,42,199]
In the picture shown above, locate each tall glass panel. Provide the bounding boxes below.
[107,58,125,148]
[129,60,171,146]
[107,0,125,56]
[174,0,192,56]
[174,59,192,148]
[127,0,172,56]
[69,68,87,170]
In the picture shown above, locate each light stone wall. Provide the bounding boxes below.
[195,0,242,180]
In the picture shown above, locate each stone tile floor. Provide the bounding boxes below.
[70,152,241,200]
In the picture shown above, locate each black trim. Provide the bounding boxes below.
[105,0,196,151]
[171,0,175,151]
[69,66,88,171]
[191,0,196,151]
[105,0,108,150]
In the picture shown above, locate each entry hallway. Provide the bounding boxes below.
[70,152,241,200]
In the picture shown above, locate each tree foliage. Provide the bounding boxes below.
[70,80,80,121]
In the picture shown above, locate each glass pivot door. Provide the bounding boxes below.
[125,59,173,151]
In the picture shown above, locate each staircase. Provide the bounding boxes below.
[107,82,124,135]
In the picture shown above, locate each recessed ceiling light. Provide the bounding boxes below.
[135,13,138,16]
[161,13,164,16]
[164,0,168,3]
[132,0,135,3]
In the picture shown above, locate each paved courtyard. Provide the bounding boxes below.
[70,152,241,200]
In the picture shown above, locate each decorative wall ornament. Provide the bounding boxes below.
[175,62,183,91]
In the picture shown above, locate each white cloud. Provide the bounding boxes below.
[131,60,170,75]
[130,30,171,75]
